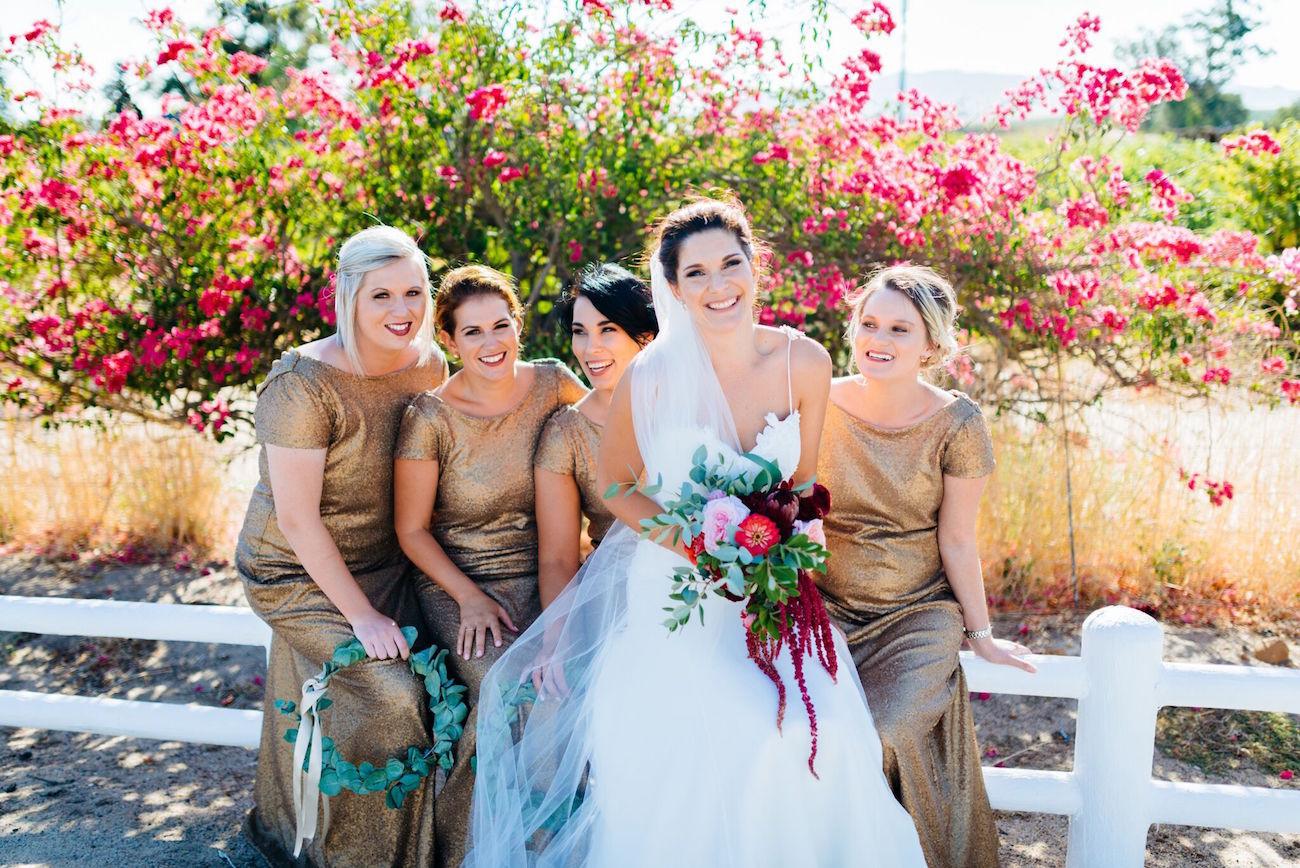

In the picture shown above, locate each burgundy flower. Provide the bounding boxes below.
[745,488,800,537]
[797,483,831,521]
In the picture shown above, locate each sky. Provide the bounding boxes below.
[7,0,1299,116]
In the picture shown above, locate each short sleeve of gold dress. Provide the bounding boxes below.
[394,358,586,867]
[235,347,447,868]
[815,392,1000,868]
[534,405,616,547]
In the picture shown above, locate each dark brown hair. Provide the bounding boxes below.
[652,196,766,283]
[561,263,659,345]
[434,265,524,335]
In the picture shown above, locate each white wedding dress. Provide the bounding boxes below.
[466,257,925,867]
[584,407,926,866]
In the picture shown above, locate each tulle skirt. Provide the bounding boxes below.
[467,528,926,867]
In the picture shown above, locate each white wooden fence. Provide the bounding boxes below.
[0,595,270,748]
[1,598,1297,865]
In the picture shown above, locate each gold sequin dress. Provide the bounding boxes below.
[394,358,586,866]
[534,404,616,546]
[236,348,446,868]
[816,391,1000,868]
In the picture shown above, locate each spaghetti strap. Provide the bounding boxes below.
[783,325,795,415]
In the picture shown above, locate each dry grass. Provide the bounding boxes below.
[2,394,1297,622]
[980,395,1300,621]
[0,414,237,558]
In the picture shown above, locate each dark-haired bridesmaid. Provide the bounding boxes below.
[816,265,1035,868]
[393,264,586,867]
[237,225,446,866]
[534,263,659,611]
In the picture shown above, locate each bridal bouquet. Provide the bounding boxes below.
[639,445,839,775]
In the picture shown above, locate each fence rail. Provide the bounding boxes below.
[1,597,1297,866]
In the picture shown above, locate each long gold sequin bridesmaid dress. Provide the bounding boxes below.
[236,349,446,867]
[394,359,586,866]
[534,404,616,547]
[816,391,1001,868]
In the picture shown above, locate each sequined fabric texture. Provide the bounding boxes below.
[394,360,588,581]
[236,349,446,867]
[534,403,615,545]
[395,358,586,866]
[243,567,435,868]
[236,350,446,584]
[816,391,1000,868]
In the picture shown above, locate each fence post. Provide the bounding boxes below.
[1066,605,1163,867]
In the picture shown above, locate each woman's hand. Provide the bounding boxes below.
[458,591,518,660]
[968,634,1037,673]
[349,608,411,660]
[529,648,571,700]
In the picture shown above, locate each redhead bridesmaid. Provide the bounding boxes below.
[534,263,658,610]
[393,265,586,866]
[816,265,1035,868]
[237,225,447,866]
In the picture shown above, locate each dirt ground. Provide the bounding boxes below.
[1,554,1296,867]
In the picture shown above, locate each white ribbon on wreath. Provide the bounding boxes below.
[291,675,331,856]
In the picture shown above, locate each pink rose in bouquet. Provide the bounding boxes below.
[700,494,750,553]
[793,518,826,547]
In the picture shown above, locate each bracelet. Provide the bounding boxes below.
[963,626,993,640]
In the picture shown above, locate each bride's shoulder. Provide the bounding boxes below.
[756,325,830,371]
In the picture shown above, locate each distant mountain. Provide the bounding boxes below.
[1233,85,1300,112]
[864,70,1300,121]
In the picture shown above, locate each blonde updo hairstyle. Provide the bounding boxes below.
[334,225,437,374]
[433,265,525,340]
[847,264,959,370]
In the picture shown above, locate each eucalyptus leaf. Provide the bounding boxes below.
[318,770,342,797]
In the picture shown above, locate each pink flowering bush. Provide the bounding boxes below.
[0,1,1296,442]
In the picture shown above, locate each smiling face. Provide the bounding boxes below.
[440,293,522,382]
[852,287,936,382]
[570,294,645,392]
[670,227,756,335]
[353,256,428,360]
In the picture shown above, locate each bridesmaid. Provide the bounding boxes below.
[237,225,447,866]
[534,263,658,610]
[815,265,1035,868]
[393,264,587,867]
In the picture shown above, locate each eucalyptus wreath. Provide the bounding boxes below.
[274,626,468,809]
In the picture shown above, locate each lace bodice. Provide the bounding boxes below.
[648,409,802,504]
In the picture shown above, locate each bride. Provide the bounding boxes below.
[467,198,926,867]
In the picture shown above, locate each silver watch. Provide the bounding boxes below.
[963,626,993,640]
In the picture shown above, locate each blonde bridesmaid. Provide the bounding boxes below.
[816,265,1035,868]
[534,263,658,610]
[237,225,447,866]
[393,265,586,866]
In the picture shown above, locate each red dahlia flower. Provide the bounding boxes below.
[735,514,779,557]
